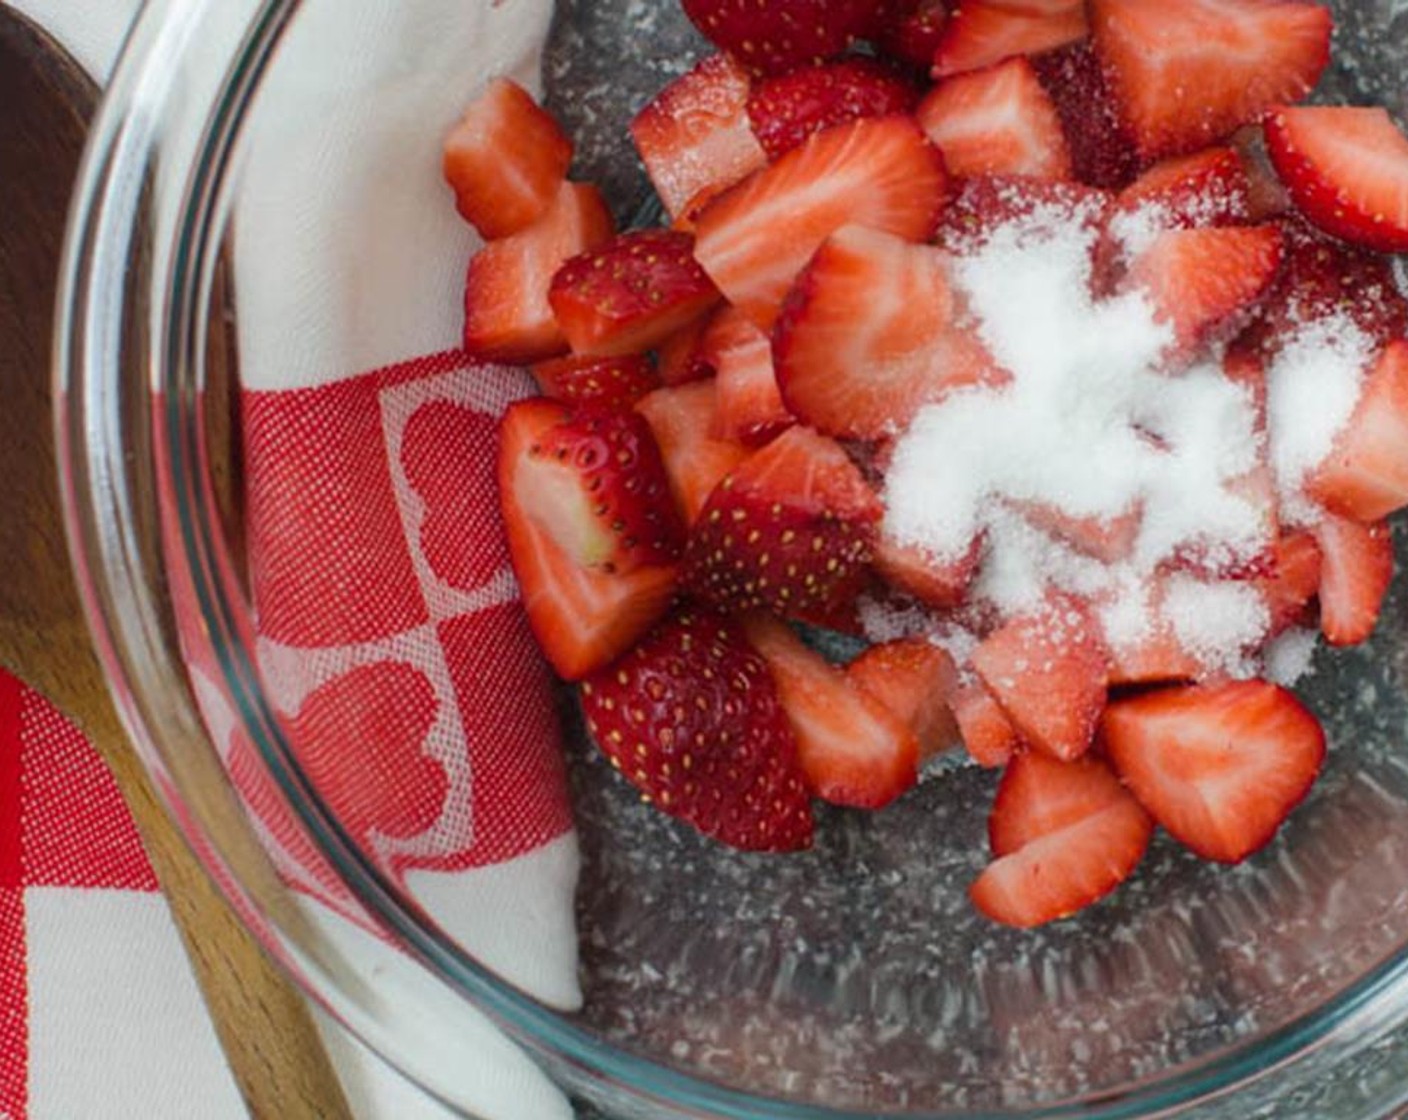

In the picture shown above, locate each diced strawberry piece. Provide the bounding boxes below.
[692,116,949,329]
[531,354,660,411]
[871,0,950,70]
[746,57,919,161]
[846,639,961,761]
[498,399,678,680]
[698,307,794,446]
[1106,620,1203,688]
[971,598,1110,761]
[635,380,750,525]
[629,54,768,224]
[442,78,574,239]
[773,224,997,440]
[933,0,1089,78]
[743,614,919,808]
[580,608,813,851]
[1126,225,1284,358]
[1102,679,1326,864]
[463,182,615,363]
[1031,42,1142,190]
[1309,341,1408,523]
[1257,531,1324,638]
[1264,106,1408,255]
[1315,515,1394,648]
[937,173,1113,255]
[950,682,1019,769]
[549,229,722,358]
[873,532,982,610]
[988,749,1144,858]
[1016,500,1141,563]
[916,57,1073,181]
[684,426,883,620]
[681,0,885,76]
[1089,0,1332,162]
[655,314,717,387]
[1114,147,1252,235]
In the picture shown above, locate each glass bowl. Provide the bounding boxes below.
[54,1,1408,1117]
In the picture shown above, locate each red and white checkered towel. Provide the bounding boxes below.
[5,0,584,1116]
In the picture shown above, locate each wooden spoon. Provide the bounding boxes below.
[0,8,352,1117]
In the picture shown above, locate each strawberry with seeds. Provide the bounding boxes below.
[746,57,919,161]
[532,354,660,412]
[1030,41,1141,190]
[681,0,885,76]
[1102,680,1326,864]
[1315,515,1394,648]
[1309,340,1408,523]
[635,380,750,525]
[1113,147,1253,237]
[580,608,814,852]
[870,0,950,70]
[698,306,794,446]
[684,425,883,621]
[933,0,1089,79]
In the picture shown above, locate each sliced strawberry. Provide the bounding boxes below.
[531,354,660,411]
[971,598,1110,761]
[1016,500,1141,564]
[1309,341,1408,523]
[635,380,750,525]
[971,776,1153,927]
[933,0,1089,79]
[916,57,1073,181]
[579,608,813,851]
[681,0,885,76]
[988,749,1143,858]
[1114,147,1252,236]
[630,54,768,224]
[1126,225,1283,358]
[692,116,949,329]
[442,78,574,239]
[463,182,615,363]
[684,426,883,620]
[1089,0,1332,162]
[655,314,717,387]
[743,613,919,808]
[1315,515,1394,648]
[1102,679,1326,864]
[846,639,961,761]
[746,57,919,161]
[1257,531,1324,638]
[773,224,996,440]
[1106,619,1203,688]
[549,228,722,358]
[950,681,1019,769]
[871,0,950,70]
[498,399,678,680]
[937,173,1113,255]
[873,532,982,610]
[1264,106,1408,255]
[698,307,794,446]
[1030,41,1142,190]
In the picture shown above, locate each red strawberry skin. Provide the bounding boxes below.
[1101,680,1326,864]
[1264,106,1408,255]
[549,229,722,358]
[1031,41,1143,190]
[681,0,885,76]
[871,0,950,70]
[580,609,814,852]
[531,354,660,412]
[933,0,1089,80]
[747,58,919,161]
[684,426,883,621]
[1310,340,1408,524]
[1315,515,1394,648]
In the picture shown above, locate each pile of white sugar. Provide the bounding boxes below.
[879,198,1372,680]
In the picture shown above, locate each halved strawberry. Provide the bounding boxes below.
[1089,0,1332,162]
[1264,106,1408,255]
[549,229,722,358]
[442,78,574,239]
[684,426,883,620]
[531,354,660,411]
[873,531,983,610]
[1113,147,1252,237]
[498,399,679,680]
[1257,531,1324,638]
[698,306,794,446]
[950,681,1020,769]
[746,57,919,161]
[916,57,1073,180]
[635,380,750,525]
[846,639,961,761]
[871,0,950,70]
[629,54,768,224]
[1102,679,1326,864]
[743,613,919,808]
[1315,515,1394,648]
[933,0,1089,79]
[1125,224,1283,359]
[1030,42,1142,190]
[1309,340,1408,523]
[681,0,885,76]
[580,608,813,851]
[971,598,1110,761]
[772,224,996,440]
[463,182,615,363]
[972,750,1153,928]
[692,116,949,329]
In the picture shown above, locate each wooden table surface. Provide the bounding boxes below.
[0,9,353,1117]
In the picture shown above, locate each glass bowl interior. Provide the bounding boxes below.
[59,0,1408,1117]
